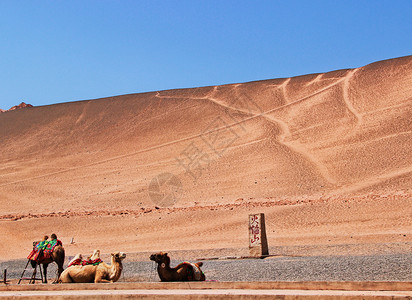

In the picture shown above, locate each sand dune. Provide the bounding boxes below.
[0,56,411,260]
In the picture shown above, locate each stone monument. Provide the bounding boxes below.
[249,213,269,257]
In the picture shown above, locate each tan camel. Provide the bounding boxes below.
[150,252,205,281]
[29,234,65,283]
[59,252,126,283]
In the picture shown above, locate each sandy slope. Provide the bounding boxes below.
[0,56,411,260]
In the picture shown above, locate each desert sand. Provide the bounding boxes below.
[0,56,411,261]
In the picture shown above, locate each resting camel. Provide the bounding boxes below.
[59,252,126,283]
[30,234,65,283]
[150,252,205,281]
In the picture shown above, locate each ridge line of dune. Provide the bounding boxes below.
[342,68,363,134]
[157,79,344,184]
[304,74,324,87]
[279,78,291,105]
[265,75,348,114]
[201,85,337,184]
[155,74,346,112]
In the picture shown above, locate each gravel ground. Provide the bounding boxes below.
[1,253,411,283]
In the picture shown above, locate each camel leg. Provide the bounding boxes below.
[52,248,65,283]
[30,261,37,284]
[30,260,37,268]
[94,274,112,283]
[53,261,64,284]
[43,263,48,284]
[95,278,113,283]
[57,270,73,283]
[56,266,64,283]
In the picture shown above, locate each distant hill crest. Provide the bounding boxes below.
[0,102,33,113]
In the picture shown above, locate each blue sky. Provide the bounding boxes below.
[0,1,411,109]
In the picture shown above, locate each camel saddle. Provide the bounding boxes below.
[27,239,61,263]
[68,258,103,268]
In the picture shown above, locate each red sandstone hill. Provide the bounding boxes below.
[0,102,33,113]
[1,56,411,214]
[0,56,411,259]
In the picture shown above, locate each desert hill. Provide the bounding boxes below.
[0,102,33,113]
[0,56,411,260]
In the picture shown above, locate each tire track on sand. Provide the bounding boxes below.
[342,68,363,134]
[0,78,346,187]
[205,85,337,184]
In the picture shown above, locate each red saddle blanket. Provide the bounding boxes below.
[27,239,61,263]
[68,258,103,267]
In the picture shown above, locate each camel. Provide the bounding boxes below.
[150,252,205,281]
[29,234,65,283]
[59,252,126,283]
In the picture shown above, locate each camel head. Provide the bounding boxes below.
[111,252,126,263]
[150,252,169,264]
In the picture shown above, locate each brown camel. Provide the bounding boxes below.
[150,252,205,282]
[30,235,65,283]
[59,252,126,283]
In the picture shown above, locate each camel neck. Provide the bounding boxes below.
[157,257,171,271]
[109,257,123,281]
[161,256,171,269]
[157,258,172,281]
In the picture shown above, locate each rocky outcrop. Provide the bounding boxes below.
[0,102,33,113]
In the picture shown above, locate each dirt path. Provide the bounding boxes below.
[1,282,412,299]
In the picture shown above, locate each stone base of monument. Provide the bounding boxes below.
[249,246,269,258]
[248,213,269,258]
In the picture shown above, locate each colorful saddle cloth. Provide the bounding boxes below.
[68,258,103,268]
[27,239,61,263]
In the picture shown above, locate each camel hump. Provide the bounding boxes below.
[196,262,203,267]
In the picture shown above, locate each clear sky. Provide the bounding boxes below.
[0,0,411,110]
